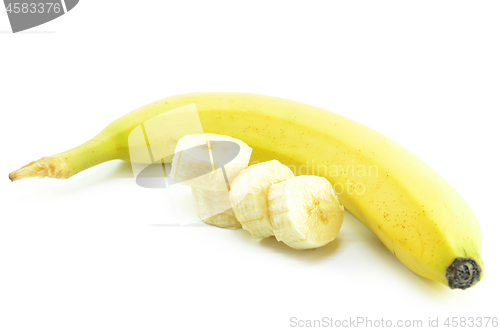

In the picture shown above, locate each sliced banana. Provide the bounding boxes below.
[169,133,252,191]
[229,160,294,238]
[192,187,242,230]
[268,176,344,250]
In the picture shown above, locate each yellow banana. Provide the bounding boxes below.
[9,92,483,289]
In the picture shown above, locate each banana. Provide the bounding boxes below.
[169,133,252,190]
[9,92,484,289]
[191,187,241,230]
[170,133,251,229]
[229,160,294,238]
[268,176,344,250]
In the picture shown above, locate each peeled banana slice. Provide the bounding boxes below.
[229,160,294,238]
[174,134,251,229]
[268,176,344,250]
[192,187,242,230]
[169,133,252,191]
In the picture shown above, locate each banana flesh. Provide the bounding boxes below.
[229,160,294,238]
[169,133,252,191]
[268,176,344,250]
[170,133,250,229]
[191,187,241,230]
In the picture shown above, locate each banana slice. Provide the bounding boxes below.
[169,133,252,191]
[229,160,294,238]
[268,176,344,250]
[192,187,241,229]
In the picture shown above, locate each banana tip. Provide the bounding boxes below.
[446,257,481,290]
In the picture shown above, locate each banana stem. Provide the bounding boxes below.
[9,134,121,181]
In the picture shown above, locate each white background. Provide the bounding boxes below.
[1,1,499,330]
